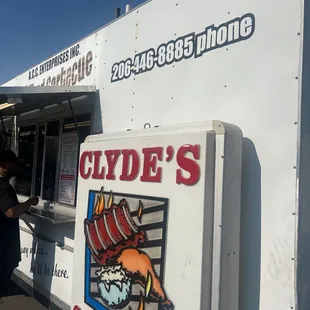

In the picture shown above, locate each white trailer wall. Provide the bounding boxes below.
[1,0,306,309]
[94,1,302,310]
[297,0,310,309]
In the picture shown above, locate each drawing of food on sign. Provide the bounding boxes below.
[84,187,173,310]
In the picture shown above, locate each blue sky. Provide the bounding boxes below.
[0,0,146,84]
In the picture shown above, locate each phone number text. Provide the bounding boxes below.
[111,34,194,83]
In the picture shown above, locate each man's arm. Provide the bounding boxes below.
[5,196,39,219]
[0,181,39,219]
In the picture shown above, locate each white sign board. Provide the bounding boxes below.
[71,122,242,310]
[58,132,79,206]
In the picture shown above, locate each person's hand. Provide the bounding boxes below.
[27,196,39,206]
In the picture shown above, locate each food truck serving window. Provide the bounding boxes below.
[16,125,36,196]
[15,113,91,206]
[0,85,96,209]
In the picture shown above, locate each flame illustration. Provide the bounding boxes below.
[137,200,144,223]
[94,187,105,215]
[138,292,145,310]
[137,272,152,310]
[107,191,113,208]
[145,271,152,298]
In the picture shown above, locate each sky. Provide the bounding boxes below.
[0,0,146,84]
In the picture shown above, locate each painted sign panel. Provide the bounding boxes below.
[84,189,171,310]
[72,123,242,310]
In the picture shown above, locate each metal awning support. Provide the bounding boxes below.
[0,113,7,148]
[0,85,96,117]
[67,94,81,141]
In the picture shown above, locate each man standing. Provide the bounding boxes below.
[0,150,39,298]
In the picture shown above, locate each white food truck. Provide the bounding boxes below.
[0,0,308,309]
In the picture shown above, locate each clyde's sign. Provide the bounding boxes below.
[72,123,242,310]
[79,144,201,186]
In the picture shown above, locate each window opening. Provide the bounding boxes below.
[17,112,92,206]
[42,121,60,201]
[15,125,36,196]
[35,125,45,197]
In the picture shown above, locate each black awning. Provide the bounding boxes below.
[0,85,96,116]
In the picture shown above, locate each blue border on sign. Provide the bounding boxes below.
[84,191,108,310]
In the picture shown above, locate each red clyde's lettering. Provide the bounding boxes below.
[105,150,121,180]
[176,145,201,185]
[92,151,105,179]
[79,151,92,179]
[79,144,201,185]
[140,147,163,182]
[120,149,140,181]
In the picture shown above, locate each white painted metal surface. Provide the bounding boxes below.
[94,2,302,310]
[0,0,306,309]
[72,122,242,310]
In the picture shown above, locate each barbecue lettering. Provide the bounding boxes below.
[27,50,93,86]
[79,145,201,185]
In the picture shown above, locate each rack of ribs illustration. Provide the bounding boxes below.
[84,187,174,310]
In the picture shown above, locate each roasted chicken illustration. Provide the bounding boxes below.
[117,248,173,309]
[84,187,174,310]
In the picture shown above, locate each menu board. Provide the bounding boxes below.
[58,132,79,206]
